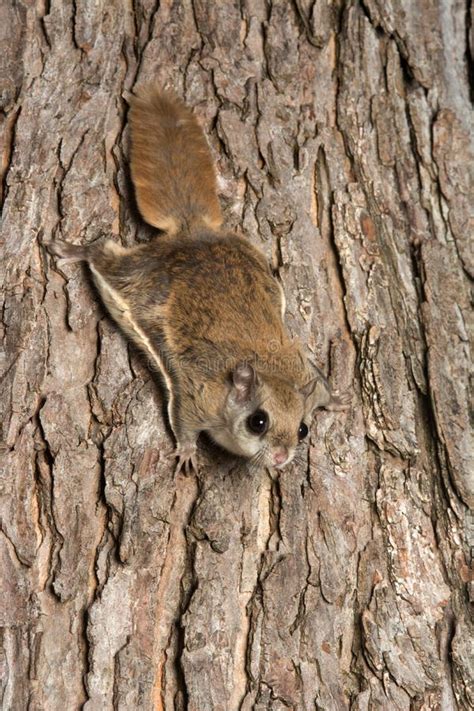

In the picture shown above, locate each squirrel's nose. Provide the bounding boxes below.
[273,447,289,467]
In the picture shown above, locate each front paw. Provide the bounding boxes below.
[170,443,198,476]
[325,390,351,412]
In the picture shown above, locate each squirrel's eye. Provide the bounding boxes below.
[298,422,309,441]
[246,409,269,435]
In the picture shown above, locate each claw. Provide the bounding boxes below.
[167,443,198,476]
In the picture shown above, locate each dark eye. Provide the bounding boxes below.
[246,409,269,435]
[298,422,309,441]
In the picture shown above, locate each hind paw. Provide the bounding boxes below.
[45,240,88,264]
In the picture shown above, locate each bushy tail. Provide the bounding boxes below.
[129,87,223,235]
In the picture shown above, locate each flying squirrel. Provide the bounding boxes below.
[48,87,349,474]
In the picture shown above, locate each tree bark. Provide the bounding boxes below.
[1,1,472,709]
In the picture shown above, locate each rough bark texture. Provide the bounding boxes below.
[1,1,473,709]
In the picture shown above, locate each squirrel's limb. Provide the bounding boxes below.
[302,371,351,413]
[45,240,90,264]
[324,390,351,411]
[171,441,199,476]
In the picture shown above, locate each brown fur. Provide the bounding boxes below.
[48,88,348,473]
[129,88,222,234]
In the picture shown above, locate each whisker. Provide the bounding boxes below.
[292,449,310,469]
[248,446,267,475]
[248,455,261,475]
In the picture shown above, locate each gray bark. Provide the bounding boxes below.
[1,1,473,709]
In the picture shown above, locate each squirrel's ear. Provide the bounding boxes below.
[231,363,259,403]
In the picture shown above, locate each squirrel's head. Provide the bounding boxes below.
[209,363,320,469]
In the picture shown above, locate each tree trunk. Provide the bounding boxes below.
[1,1,472,709]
